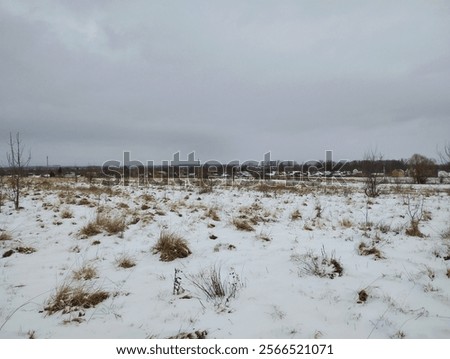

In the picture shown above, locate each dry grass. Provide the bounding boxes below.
[358,242,383,259]
[188,266,241,305]
[80,221,101,237]
[0,230,12,241]
[45,283,109,315]
[256,230,272,242]
[290,209,302,221]
[153,231,191,262]
[116,254,136,269]
[405,221,424,238]
[80,212,126,237]
[168,330,208,339]
[77,198,91,206]
[60,208,74,219]
[447,268,450,279]
[96,213,126,235]
[15,246,36,254]
[294,247,343,279]
[73,264,98,281]
[340,218,353,228]
[205,207,220,221]
[231,218,255,231]
[442,227,450,240]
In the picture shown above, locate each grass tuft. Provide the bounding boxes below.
[188,266,242,306]
[405,221,424,238]
[294,246,343,279]
[73,264,97,281]
[116,254,136,269]
[45,283,109,315]
[0,230,12,241]
[231,218,255,231]
[96,213,126,235]
[60,208,74,219]
[80,222,101,237]
[153,231,191,262]
[358,242,383,259]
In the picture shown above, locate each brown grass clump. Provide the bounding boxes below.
[153,231,191,262]
[96,213,126,235]
[232,218,255,231]
[205,207,220,221]
[405,221,424,238]
[446,268,450,279]
[73,264,98,281]
[60,208,74,219]
[358,242,383,259]
[0,230,12,241]
[80,221,101,237]
[16,246,36,254]
[340,218,353,228]
[77,198,91,206]
[290,209,302,221]
[116,255,136,269]
[45,283,109,315]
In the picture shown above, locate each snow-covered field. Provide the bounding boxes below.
[0,178,449,339]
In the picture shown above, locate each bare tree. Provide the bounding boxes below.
[6,132,31,210]
[408,153,435,184]
[437,142,450,165]
[362,149,385,197]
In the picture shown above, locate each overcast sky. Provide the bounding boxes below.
[1,0,449,166]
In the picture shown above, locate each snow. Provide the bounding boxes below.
[0,178,449,339]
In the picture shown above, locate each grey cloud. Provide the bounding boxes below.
[1,0,449,165]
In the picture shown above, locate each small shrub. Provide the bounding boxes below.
[73,264,97,280]
[153,231,191,262]
[45,283,109,315]
[232,218,254,231]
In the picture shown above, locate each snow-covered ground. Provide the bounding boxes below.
[0,178,449,339]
